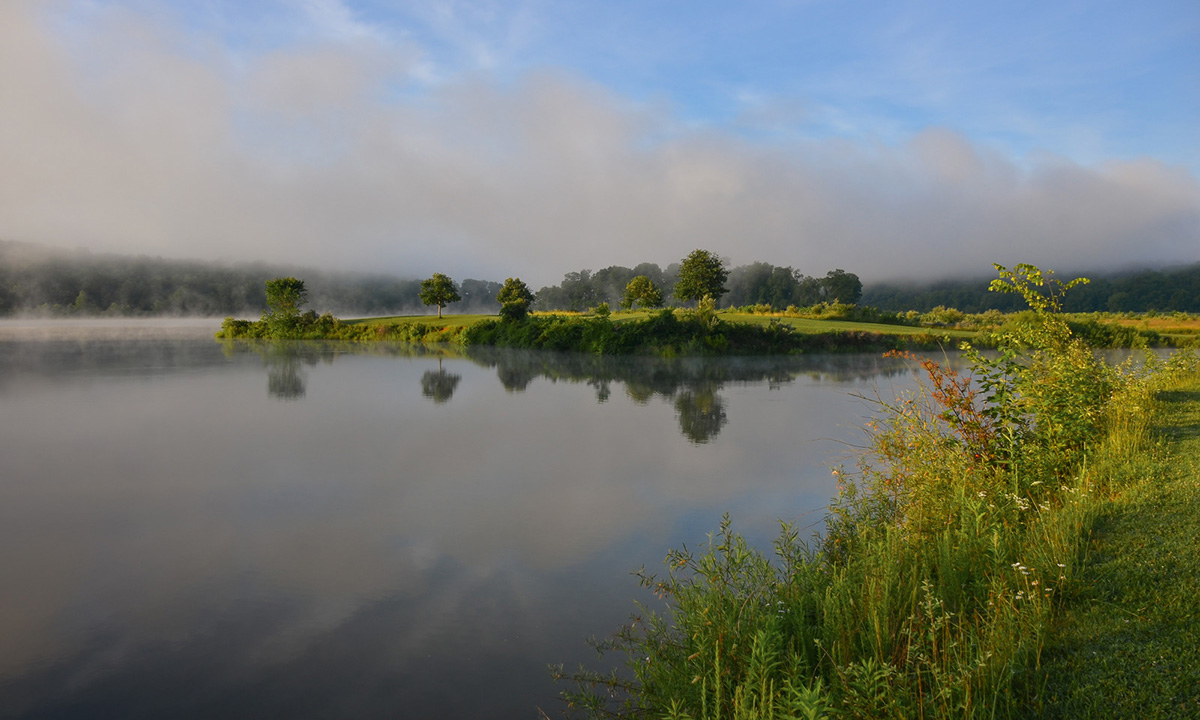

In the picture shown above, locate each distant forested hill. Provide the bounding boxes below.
[0,241,501,317]
[4,239,1194,317]
[862,264,1200,313]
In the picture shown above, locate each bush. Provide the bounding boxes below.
[919,305,965,326]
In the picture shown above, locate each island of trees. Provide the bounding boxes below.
[212,250,1195,353]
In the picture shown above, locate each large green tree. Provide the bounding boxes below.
[419,272,461,318]
[263,277,307,334]
[821,269,862,304]
[674,249,729,305]
[621,275,664,310]
[497,277,535,321]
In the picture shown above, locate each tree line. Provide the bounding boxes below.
[864,263,1200,313]
[531,257,863,311]
[0,241,864,318]
[0,241,502,316]
[4,238,1194,318]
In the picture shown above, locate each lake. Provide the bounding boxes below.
[0,321,926,719]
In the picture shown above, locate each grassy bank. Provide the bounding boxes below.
[460,308,963,356]
[1018,374,1200,718]
[217,303,1175,355]
[551,265,1200,720]
[217,307,966,354]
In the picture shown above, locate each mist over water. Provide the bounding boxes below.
[0,317,222,340]
[0,326,932,718]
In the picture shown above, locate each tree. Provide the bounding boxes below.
[674,249,729,305]
[497,277,535,321]
[621,275,664,310]
[263,277,307,334]
[820,269,862,304]
[419,273,461,318]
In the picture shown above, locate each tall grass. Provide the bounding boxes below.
[553,265,1199,719]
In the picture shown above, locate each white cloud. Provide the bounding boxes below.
[298,0,381,42]
[1,0,1196,285]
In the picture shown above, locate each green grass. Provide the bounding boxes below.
[1022,375,1200,719]
[342,313,493,329]
[721,312,976,338]
[343,310,976,339]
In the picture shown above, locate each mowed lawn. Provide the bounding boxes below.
[338,309,974,340]
[343,313,493,329]
[717,311,977,338]
[1025,374,1200,718]
[344,310,977,339]
[1108,315,1200,346]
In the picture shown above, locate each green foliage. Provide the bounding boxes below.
[498,277,535,321]
[690,295,720,331]
[265,276,307,317]
[263,277,308,337]
[863,262,1200,314]
[418,272,461,318]
[621,275,664,310]
[919,305,965,326]
[821,269,862,305]
[675,250,730,304]
[461,310,941,356]
[556,263,1198,720]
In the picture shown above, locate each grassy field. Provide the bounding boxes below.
[1108,315,1200,346]
[719,311,976,338]
[1022,374,1200,718]
[344,310,978,339]
[342,313,493,329]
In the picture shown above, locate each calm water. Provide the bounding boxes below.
[0,322,926,719]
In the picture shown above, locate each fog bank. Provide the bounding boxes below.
[1,1,1196,286]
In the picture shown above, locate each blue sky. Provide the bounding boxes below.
[2,0,1197,282]
[153,0,1200,167]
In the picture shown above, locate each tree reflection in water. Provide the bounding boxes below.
[228,340,917,441]
[674,385,727,444]
[262,345,316,401]
[420,358,461,404]
[468,348,913,444]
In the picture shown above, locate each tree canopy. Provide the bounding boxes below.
[674,250,729,304]
[822,269,863,304]
[419,273,461,318]
[497,277,535,321]
[265,277,306,317]
[621,275,664,310]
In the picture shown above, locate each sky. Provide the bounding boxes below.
[0,0,1197,285]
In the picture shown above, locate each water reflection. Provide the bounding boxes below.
[420,359,462,404]
[223,341,916,443]
[674,386,727,444]
[0,336,937,720]
[266,350,311,401]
